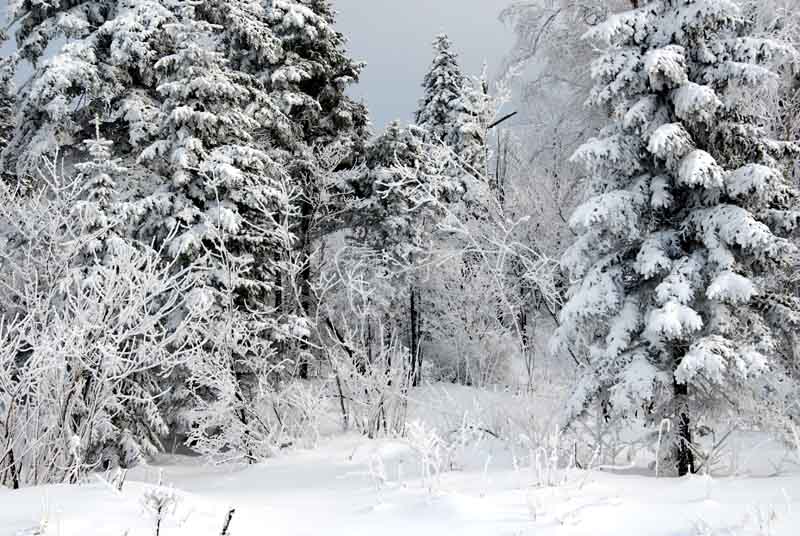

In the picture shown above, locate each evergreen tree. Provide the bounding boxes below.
[72,118,129,267]
[137,0,291,298]
[412,39,501,386]
[415,34,465,145]
[264,0,370,378]
[452,67,494,179]
[351,122,440,262]
[265,0,369,153]
[5,0,175,179]
[415,35,494,189]
[1,125,186,473]
[133,1,296,456]
[554,0,800,476]
[61,122,193,471]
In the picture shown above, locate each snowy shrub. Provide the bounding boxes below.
[274,380,331,449]
[521,426,577,489]
[327,323,412,439]
[0,162,208,488]
[422,257,521,388]
[141,486,182,536]
[312,250,415,438]
[402,417,486,491]
[180,283,321,463]
[404,420,447,491]
[182,326,291,463]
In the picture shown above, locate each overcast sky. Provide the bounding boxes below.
[334,0,513,131]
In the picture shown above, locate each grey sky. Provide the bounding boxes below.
[334,0,513,131]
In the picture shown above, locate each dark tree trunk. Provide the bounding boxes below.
[4,446,20,489]
[494,131,509,207]
[298,247,312,381]
[366,321,374,370]
[275,273,286,363]
[674,380,695,476]
[236,401,256,464]
[297,199,313,380]
[409,285,422,387]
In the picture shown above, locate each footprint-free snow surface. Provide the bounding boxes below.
[3,434,800,535]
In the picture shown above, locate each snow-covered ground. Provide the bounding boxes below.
[4,433,800,535]
[3,384,800,536]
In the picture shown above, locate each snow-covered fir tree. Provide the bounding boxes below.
[265,0,369,153]
[0,145,209,481]
[350,121,442,262]
[554,0,800,476]
[72,119,129,267]
[411,42,502,386]
[51,124,189,473]
[415,34,465,145]
[138,0,291,300]
[264,0,370,377]
[5,0,175,180]
[134,1,297,458]
[415,35,495,188]
[452,67,494,179]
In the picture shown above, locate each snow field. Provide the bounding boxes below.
[4,384,800,536]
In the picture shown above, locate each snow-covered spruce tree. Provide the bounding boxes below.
[134,1,300,461]
[5,0,175,181]
[407,35,480,386]
[415,34,465,145]
[264,0,370,378]
[554,0,800,476]
[137,0,289,305]
[64,127,176,471]
[350,122,427,383]
[72,120,130,268]
[410,41,506,387]
[265,0,369,153]
[451,67,494,179]
[415,35,495,201]
[350,122,445,262]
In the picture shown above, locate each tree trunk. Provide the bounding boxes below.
[673,380,695,476]
[4,446,20,489]
[297,199,313,380]
[409,285,422,387]
[297,259,311,380]
[275,273,286,364]
[494,131,509,207]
